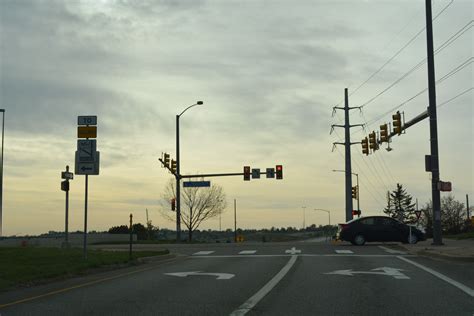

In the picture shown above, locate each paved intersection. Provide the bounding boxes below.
[0,242,472,315]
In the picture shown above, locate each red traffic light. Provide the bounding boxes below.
[276,165,283,179]
[243,166,251,181]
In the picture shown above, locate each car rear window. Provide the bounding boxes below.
[359,218,375,225]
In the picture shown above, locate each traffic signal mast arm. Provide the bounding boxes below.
[361,109,430,154]
[385,110,429,142]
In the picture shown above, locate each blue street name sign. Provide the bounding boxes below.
[183,181,211,188]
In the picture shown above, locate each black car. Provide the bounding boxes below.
[337,216,426,245]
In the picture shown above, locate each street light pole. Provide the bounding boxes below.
[302,206,306,230]
[176,101,203,242]
[0,109,4,236]
[314,209,331,226]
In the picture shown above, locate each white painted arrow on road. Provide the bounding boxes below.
[164,271,235,280]
[325,267,410,279]
[285,247,301,255]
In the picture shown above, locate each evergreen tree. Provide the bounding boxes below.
[383,183,416,223]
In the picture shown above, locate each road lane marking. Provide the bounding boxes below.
[193,251,215,255]
[325,267,410,279]
[335,250,353,254]
[0,257,180,309]
[165,271,235,280]
[191,254,416,259]
[285,247,301,254]
[239,250,257,255]
[397,256,474,297]
[229,255,298,316]
[378,246,406,254]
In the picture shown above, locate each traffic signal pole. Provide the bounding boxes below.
[425,0,442,245]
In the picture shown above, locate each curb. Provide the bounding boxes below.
[415,250,474,263]
[397,245,474,263]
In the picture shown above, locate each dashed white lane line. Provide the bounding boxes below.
[378,246,406,254]
[193,251,215,255]
[397,256,474,297]
[335,250,354,254]
[239,250,257,255]
[229,255,298,316]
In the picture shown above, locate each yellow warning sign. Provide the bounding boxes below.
[78,126,97,138]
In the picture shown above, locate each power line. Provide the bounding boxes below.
[362,57,472,128]
[349,0,455,99]
[438,87,473,108]
[334,145,386,210]
[333,129,390,201]
[358,20,473,109]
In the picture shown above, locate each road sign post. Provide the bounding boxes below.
[61,165,73,248]
[75,115,100,260]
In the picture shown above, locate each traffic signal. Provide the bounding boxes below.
[243,166,251,181]
[369,132,377,151]
[276,165,283,180]
[170,159,177,174]
[393,111,402,134]
[351,186,358,199]
[171,198,176,211]
[361,137,369,155]
[163,153,170,168]
[352,210,361,216]
[380,124,388,142]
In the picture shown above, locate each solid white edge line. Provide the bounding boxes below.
[229,255,298,316]
[397,256,474,297]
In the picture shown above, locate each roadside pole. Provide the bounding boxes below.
[61,165,73,248]
[129,213,133,261]
[425,0,442,246]
[234,199,237,243]
[467,194,470,221]
[75,115,100,260]
[83,174,88,259]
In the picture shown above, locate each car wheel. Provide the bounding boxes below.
[353,234,366,246]
[408,233,418,244]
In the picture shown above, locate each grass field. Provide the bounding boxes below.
[0,247,169,291]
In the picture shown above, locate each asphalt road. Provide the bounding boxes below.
[0,241,473,315]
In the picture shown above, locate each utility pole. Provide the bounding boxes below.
[467,194,470,220]
[332,89,364,222]
[425,0,442,245]
[234,199,237,243]
[176,114,181,242]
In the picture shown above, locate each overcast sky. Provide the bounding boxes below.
[0,0,472,235]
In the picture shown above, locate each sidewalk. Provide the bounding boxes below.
[398,238,474,262]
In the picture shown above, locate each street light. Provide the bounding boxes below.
[0,109,4,236]
[333,169,360,215]
[313,209,331,226]
[176,101,204,242]
[302,206,306,230]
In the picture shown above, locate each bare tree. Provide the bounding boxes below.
[420,194,466,235]
[159,179,227,242]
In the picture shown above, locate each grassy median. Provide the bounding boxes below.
[0,247,169,291]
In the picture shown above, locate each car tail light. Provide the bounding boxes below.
[338,224,349,231]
